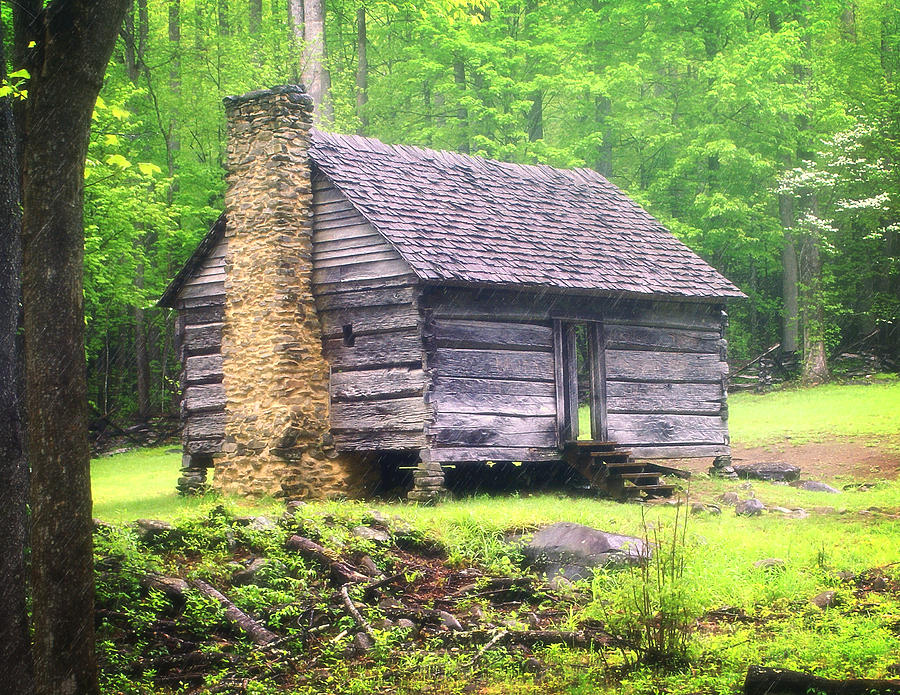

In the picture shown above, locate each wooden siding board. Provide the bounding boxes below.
[605,324,721,354]
[431,319,552,351]
[182,323,223,357]
[606,381,724,415]
[430,413,558,448]
[429,348,555,382]
[324,332,422,370]
[424,447,561,463]
[315,285,417,311]
[331,397,429,432]
[318,304,420,338]
[330,368,427,401]
[333,430,426,450]
[184,354,223,385]
[607,413,727,445]
[605,349,728,383]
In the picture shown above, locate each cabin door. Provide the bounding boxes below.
[553,320,607,444]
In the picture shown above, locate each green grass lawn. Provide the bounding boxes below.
[94,379,900,522]
[728,375,900,447]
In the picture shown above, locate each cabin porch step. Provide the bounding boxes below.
[563,440,683,500]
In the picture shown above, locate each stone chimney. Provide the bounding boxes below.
[216,85,365,498]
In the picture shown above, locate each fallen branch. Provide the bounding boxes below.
[340,583,375,640]
[362,572,406,601]
[744,665,900,695]
[469,630,509,666]
[191,579,279,646]
[285,535,368,585]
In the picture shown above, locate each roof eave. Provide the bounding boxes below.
[158,213,227,308]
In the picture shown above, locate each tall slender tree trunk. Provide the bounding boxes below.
[167,0,181,196]
[800,195,828,384]
[302,0,333,122]
[249,0,262,34]
[0,15,32,695]
[528,90,543,141]
[453,58,468,153]
[356,6,368,132]
[594,95,613,177]
[289,0,303,83]
[780,194,800,354]
[16,1,132,693]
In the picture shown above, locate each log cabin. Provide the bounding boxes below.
[159,85,745,501]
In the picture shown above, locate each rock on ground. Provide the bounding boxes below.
[522,522,649,581]
[791,480,842,494]
[735,499,766,516]
[352,525,391,543]
[733,462,801,482]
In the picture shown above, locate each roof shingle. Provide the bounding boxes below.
[310,130,745,300]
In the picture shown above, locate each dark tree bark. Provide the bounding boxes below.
[356,6,368,132]
[744,665,900,695]
[0,15,33,695]
[16,1,132,694]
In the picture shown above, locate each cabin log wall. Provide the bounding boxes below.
[424,287,730,460]
[176,236,226,481]
[311,173,428,452]
[422,291,559,464]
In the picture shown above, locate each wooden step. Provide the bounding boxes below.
[619,472,660,482]
[632,484,676,498]
[603,462,645,472]
[589,450,632,462]
[565,440,618,451]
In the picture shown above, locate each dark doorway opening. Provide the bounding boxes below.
[554,320,607,444]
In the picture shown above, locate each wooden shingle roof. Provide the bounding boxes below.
[310,131,745,300]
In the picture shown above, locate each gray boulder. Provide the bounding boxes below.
[522,522,649,581]
[231,557,281,586]
[792,480,841,494]
[733,462,801,482]
[720,491,741,506]
[134,519,176,544]
[352,525,390,543]
[735,499,765,516]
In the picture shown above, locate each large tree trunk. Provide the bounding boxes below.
[356,6,368,132]
[0,16,33,695]
[302,0,333,122]
[594,95,613,177]
[17,2,132,694]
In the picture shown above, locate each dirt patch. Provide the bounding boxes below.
[666,436,900,481]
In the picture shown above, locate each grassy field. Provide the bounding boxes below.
[728,375,900,447]
[90,381,900,694]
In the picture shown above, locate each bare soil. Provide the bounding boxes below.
[671,436,900,481]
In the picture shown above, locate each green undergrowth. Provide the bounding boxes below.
[92,493,900,694]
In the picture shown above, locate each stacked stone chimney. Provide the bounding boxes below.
[216,85,365,498]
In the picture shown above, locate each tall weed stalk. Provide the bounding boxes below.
[595,497,698,668]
